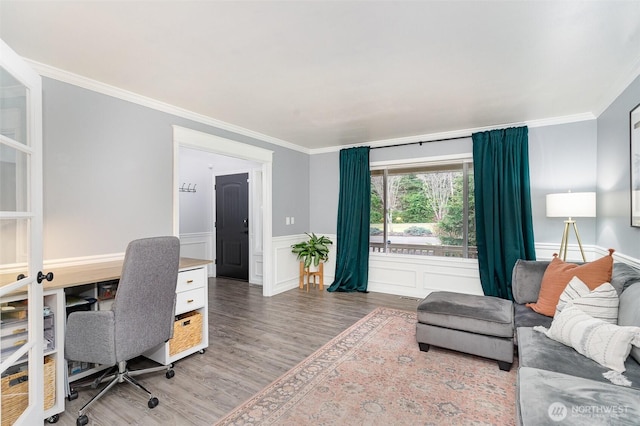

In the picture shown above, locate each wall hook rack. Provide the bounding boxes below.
[179,183,197,193]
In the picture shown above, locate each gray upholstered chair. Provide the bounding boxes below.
[65,236,180,426]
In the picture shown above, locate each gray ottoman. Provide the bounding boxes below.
[416,291,514,371]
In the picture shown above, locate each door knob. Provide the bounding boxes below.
[37,271,54,284]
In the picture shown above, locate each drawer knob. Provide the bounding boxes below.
[187,299,194,303]
[186,280,194,284]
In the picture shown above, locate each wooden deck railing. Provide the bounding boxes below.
[369,242,478,259]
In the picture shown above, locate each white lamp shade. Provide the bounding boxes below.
[546,192,596,218]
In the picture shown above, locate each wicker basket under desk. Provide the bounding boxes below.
[1,356,55,426]
[169,311,203,356]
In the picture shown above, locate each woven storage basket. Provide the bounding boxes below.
[1,367,28,426]
[43,356,55,410]
[1,357,56,425]
[169,311,202,356]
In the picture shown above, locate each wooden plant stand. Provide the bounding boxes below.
[299,262,324,291]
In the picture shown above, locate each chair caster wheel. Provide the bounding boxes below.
[148,397,159,408]
[68,390,78,401]
[46,414,60,423]
[76,415,89,426]
[166,369,175,379]
[199,348,206,354]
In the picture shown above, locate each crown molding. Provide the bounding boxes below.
[309,113,596,155]
[25,59,311,155]
[593,56,640,118]
[27,58,605,158]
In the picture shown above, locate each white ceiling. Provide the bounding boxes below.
[1,1,639,151]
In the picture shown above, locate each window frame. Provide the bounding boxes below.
[370,154,474,258]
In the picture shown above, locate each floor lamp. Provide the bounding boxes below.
[546,192,596,262]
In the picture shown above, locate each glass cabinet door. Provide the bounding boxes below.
[0,38,44,425]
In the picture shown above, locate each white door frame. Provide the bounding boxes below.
[172,126,274,296]
[0,38,44,424]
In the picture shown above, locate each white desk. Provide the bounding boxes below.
[2,257,211,423]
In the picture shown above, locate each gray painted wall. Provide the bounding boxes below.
[309,122,600,251]
[41,73,639,261]
[529,121,598,246]
[178,147,215,234]
[597,75,640,259]
[42,77,309,260]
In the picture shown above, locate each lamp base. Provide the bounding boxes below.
[558,219,586,262]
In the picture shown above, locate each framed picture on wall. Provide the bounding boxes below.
[632,102,640,227]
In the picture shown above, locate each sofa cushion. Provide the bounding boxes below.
[544,305,640,372]
[514,303,552,330]
[517,327,640,386]
[556,277,618,323]
[526,251,614,317]
[416,291,513,338]
[611,263,640,295]
[618,282,640,364]
[511,259,550,304]
[517,367,640,426]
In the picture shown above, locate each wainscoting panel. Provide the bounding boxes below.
[271,234,336,295]
[251,255,264,284]
[180,232,214,277]
[268,237,640,299]
[368,254,482,298]
[368,266,417,289]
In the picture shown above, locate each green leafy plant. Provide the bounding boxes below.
[291,233,333,268]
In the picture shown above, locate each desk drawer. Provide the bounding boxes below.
[176,268,205,293]
[175,288,205,315]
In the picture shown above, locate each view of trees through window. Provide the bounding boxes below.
[370,162,476,258]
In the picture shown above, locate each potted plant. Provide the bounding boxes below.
[291,233,333,269]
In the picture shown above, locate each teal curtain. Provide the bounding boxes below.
[472,126,536,300]
[328,147,371,292]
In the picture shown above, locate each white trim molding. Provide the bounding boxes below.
[173,126,275,296]
[179,232,215,277]
[272,234,337,296]
[310,113,596,155]
[368,253,482,299]
[26,59,309,154]
[43,253,125,268]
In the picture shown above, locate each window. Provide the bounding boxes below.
[370,159,476,258]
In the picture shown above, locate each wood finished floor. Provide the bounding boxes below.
[54,278,421,425]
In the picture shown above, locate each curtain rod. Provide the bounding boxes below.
[370,135,471,150]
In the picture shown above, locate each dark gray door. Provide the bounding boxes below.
[216,173,249,280]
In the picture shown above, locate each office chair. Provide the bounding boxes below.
[65,236,180,426]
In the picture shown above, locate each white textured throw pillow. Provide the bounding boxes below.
[555,277,619,323]
[544,305,640,372]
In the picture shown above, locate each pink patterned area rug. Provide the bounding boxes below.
[215,307,517,425]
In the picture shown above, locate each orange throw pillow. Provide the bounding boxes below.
[526,249,614,317]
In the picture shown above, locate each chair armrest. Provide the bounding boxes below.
[65,310,116,366]
[511,260,550,304]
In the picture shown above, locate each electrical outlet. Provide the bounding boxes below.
[285,217,290,225]
[290,216,295,225]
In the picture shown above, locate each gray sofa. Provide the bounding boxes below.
[512,260,640,425]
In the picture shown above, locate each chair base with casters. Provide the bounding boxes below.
[64,236,182,426]
[69,360,175,426]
